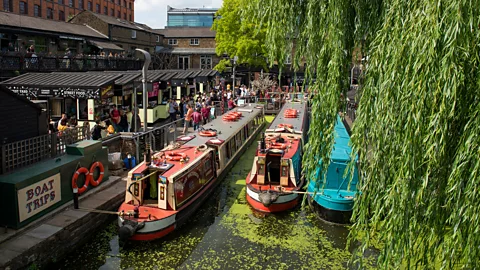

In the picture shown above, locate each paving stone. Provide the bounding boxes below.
[3,234,43,253]
[45,213,77,228]
[25,224,62,240]
[0,248,21,266]
[80,198,108,209]
[61,209,88,219]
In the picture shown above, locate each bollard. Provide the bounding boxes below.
[73,188,79,209]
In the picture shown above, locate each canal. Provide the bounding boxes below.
[57,116,377,270]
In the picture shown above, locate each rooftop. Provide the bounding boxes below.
[70,11,161,34]
[0,11,108,40]
[167,6,219,13]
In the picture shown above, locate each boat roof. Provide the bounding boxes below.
[184,104,264,147]
[268,101,307,132]
[331,115,356,162]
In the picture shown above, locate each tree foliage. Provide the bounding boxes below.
[212,0,268,72]
[247,0,480,268]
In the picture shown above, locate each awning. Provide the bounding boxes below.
[170,48,216,55]
[88,40,124,51]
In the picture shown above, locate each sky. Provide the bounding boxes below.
[134,0,223,29]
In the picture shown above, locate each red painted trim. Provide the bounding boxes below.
[246,193,299,213]
[130,225,175,241]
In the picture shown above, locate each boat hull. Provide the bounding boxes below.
[246,185,301,213]
[307,194,353,224]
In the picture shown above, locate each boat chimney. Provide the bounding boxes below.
[260,133,266,153]
[145,141,152,166]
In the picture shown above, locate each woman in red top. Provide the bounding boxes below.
[227,98,236,110]
[201,103,210,124]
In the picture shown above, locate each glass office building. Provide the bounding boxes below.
[167,6,219,27]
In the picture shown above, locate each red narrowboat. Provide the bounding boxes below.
[118,105,265,241]
[246,101,309,213]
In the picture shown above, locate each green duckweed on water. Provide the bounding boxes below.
[57,115,377,270]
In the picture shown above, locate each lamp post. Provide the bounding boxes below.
[232,56,238,91]
[136,49,151,132]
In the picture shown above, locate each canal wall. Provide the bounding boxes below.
[0,177,126,270]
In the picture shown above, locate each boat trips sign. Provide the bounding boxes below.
[17,173,62,222]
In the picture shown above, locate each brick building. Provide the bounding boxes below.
[1,0,134,22]
[69,11,163,56]
[156,27,220,70]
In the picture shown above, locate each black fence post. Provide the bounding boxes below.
[1,145,6,174]
[51,133,58,157]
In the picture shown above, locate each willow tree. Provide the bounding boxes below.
[212,0,268,72]
[247,0,480,268]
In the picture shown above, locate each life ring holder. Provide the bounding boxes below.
[199,130,217,137]
[270,143,287,150]
[72,167,90,194]
[89,161,105,187]
[278,123,293,129]
[196,144,208,152]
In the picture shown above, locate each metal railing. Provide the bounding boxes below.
[1,127,85,174]
[346,101,357,122]
[0,55,144,72]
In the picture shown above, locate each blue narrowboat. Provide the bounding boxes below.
[307,115,359,224]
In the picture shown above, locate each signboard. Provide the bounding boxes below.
[101,85,114,98]
[7,86,100,99]
[17,173,62,222]
[149,82,159,98]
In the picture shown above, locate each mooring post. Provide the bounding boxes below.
[73,188,79,209]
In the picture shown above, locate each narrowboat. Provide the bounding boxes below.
[307,115,359,224]
[118,104,265,241]
[245,100,309,212]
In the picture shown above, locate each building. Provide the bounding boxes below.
[166,6,218,27]
[69,11,164,56]
[0,10,115,54]
[156,27,220,70]
[0,86,47,145]
[1,0,135,22]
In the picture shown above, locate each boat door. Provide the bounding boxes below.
[158,175,168,209]
[265,150,283,184]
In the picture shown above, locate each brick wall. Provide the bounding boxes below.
[164,37,216,49]
[2,0,134,22]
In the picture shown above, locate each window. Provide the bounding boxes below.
[87,1,92,11]
[69,0,74,7]
[59,10,65,21]
[3,0,12,12]
[200,55,212,69]
[79,0,84,10]
[123,13,126,19]
[96,3,100,13]
[131,30,136,39]
[103,6,107,14]
[123,0,126,6]
[58,0,63,4]
[190,38,199,46]
[117,10,120,18]
[178,56,190,70]
[19,1,27,14]
[110,8,113,16]
[156,35,160,42]
[129,2,131,9]
[47,8,53,19]
[34,5,41,17]
[117,0,120,4]
[168,39,177,45]
[129,14,132,21]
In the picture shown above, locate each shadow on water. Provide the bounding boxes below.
[56,116,378,270]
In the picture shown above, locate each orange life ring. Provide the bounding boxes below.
[88,161,105,187]
[199,130,217,137]
[72,167,90,194]
[277,123,293,129]
[230,112,242,117]
[166,152,187,161]
[222,115,237,121]
[270,143,287,150]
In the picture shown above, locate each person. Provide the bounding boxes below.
[179,97,185,120]
[130,109,142,132]
[58,118,68,132]
[57,113,67,130]
[69,117,78,127]
[228,97,236,110]
[168,99,178,122]
[201,103,210,125]
[110,105,120,131]
[183,104,193,134]
[192,108,202,131]
[92,120,106,140]
[119,109,129,132]
[196,97,202,110]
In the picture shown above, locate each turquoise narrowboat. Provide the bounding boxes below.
[307,115,359,224]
